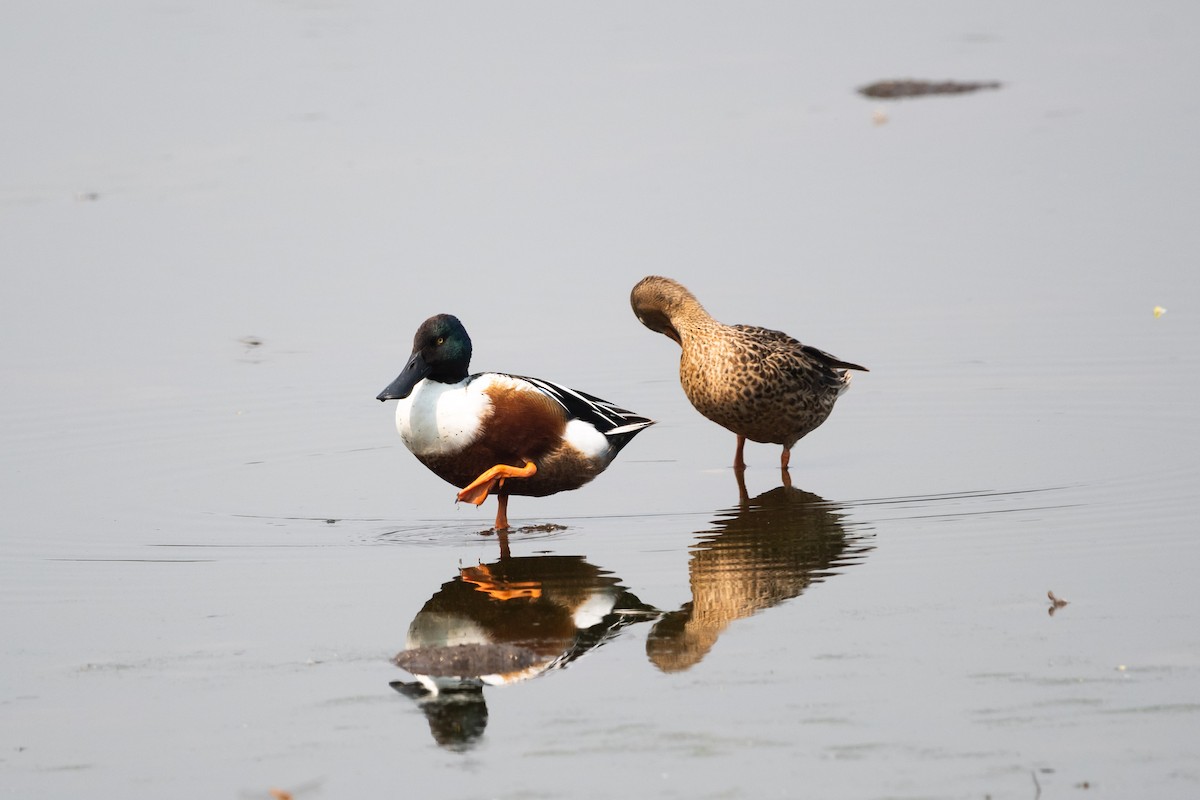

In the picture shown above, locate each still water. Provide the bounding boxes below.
[3,2,1198,798]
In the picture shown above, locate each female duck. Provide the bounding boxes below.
[630,276,866,470]
[378,314,654,530]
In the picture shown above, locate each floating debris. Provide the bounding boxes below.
[1047,590,1069,616]
[1153,306,1167,318]
[239,336,263,348]
[871,107,889,125]
[245,777,323,800]
[858,79,1002,99]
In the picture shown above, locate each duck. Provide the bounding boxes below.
[377,314,655,530]
[630,275,866,470]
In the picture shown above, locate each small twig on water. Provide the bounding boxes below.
[1047,590,1069,616]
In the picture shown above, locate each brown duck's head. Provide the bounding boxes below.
[630,275,707,345]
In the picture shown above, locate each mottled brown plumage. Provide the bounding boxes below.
[630,275,867,469]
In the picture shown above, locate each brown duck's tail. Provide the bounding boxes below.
[800,343,868,372]
[837,370,856,396]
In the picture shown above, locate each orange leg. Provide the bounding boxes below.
[494,495,510,532]
[733,435,747,471]
[780,447,791,470]
[457,460,537,506]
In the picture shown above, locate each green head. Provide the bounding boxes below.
[377,314,473,401]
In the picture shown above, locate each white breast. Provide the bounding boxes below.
[394,376,492,456]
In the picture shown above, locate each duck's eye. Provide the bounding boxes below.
[435,336,445,346]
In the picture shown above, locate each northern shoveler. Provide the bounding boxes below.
[630,275,867,470]
[377,314,655,531]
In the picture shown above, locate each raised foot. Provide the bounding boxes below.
[456,460,538,506]
[460,563,543,601]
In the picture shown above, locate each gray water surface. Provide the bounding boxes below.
[3,2,1198,798]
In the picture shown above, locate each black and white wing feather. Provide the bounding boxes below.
[516,375,655,440]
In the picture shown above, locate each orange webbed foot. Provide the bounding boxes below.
[456,460,538,506]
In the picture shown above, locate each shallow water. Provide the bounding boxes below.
[3,2,1199,798]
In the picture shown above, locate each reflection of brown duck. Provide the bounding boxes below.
[391,555,657,750]
[647,473,872,673]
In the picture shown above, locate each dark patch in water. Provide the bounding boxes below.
[859,79,1002,99]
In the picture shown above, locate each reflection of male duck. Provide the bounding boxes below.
[391,555,657,750]
[647,474,873,673]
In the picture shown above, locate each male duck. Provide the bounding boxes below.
[630,275,866,470]
[377,314,655,530]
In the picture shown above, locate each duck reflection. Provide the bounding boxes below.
[647,471,873,673]
[391,554,657,750]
